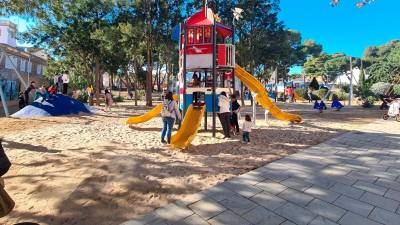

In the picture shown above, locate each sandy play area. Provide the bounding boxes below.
[0,100,382,225]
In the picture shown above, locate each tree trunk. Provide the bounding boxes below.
[146,20,153,106]
[94,58,101,106]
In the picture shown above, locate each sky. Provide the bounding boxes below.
[279,0,400,58]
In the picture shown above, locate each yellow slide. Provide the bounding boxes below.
[126,103,163,125]
[126,95,179,125]
[235,65,303,123]
[170,105,206,150]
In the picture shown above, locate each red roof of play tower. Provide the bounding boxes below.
[186,8,233,38]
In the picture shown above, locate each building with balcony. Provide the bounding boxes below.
[0,20,47,103]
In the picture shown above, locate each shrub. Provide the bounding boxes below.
[362,96,376,108]
[370,82,391,96]
[113,95,124,102]
[317,89,328,100]
[393,84,400,96]
[336,91,349,101]
[77,91,88,103]
[294,88,306,99]
[340,85,350,93]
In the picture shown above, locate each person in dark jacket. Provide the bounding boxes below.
[18,92,25,109]
[24,81,36,105]
[230,94,241,134]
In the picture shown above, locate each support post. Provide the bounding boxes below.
[349,56,353,106]
[212,23,217,138]
[252,93,257,126]
[182,22,188,117]
[0,81,10,117]
[231,22,236,94]
[204,110,207,131]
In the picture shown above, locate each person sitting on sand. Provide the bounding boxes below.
[314,100,327,113]
[161,91,182,144]
[104,89,113,112]
[331,95,343,111]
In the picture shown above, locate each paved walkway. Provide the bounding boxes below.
[121,120,400,225]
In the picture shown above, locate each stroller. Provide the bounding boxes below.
[383,100,400,122]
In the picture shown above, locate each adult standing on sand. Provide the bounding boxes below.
[24,81,36,105]
[218,91,231,138]
[62,72,69,95]
[161,92,182,144]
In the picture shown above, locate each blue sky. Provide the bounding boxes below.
[279,0,400,58]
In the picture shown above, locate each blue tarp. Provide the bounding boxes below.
[12,94,92,118]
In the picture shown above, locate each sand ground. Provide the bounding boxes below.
[0,99,383,225]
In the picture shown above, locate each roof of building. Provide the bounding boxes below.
[0,43,47,65]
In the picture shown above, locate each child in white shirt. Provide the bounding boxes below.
[242,114,252,143]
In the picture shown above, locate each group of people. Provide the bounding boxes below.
[18,81,60,109]
[218,92,252,143]
[159,91,252,145]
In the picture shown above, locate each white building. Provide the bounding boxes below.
[334,68,362,86]
[0,20,17,48]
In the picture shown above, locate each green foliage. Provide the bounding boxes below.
[317,89,328,100]
[392,84,400,96]
[340,85,350,93]
[364,41,400,84]
[336,91,349,101]
[370,82,392,96]
[77,91,88,103]
[294,88,305,98]
[362,96,376,108]
[113,95,124,103]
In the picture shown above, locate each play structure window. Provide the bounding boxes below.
[188,28,195,44]
[204,27,211,43]
[196,27,203,44]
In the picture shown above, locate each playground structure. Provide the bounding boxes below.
[126,5,302,149]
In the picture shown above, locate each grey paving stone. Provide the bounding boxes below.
[120,212,159,225]
[274,202,317,225]
[309,216,339,225]
[278,188,314,207]
[330,183,365,199]
[353,180,388,196]
[242,206,286,225]
[333,195,374,217]
[384,189,400,202]
[219,194,257,215]
[207,210,251,225]
[368,170,398,181]
[360,192,399,212]
[320,166,351,176]
[230,172,267,186]
[328,175,357,186]
[221,180,263,198]
[280,221,296,225]
[347,171,378,183]
[281,177,313,192]
[258,170,291,182]
[188,198,226,220]
[369,207,400,225]
[250,191,287,211]
[255,179,288,195]
[202,185,237,202]
[339,211,382,225]
[307,176,338,189]
[154,203,194,222]
[305,186,341,203]
[306,199,346,222]
[375,178,400,192]
[175,214,209,225]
